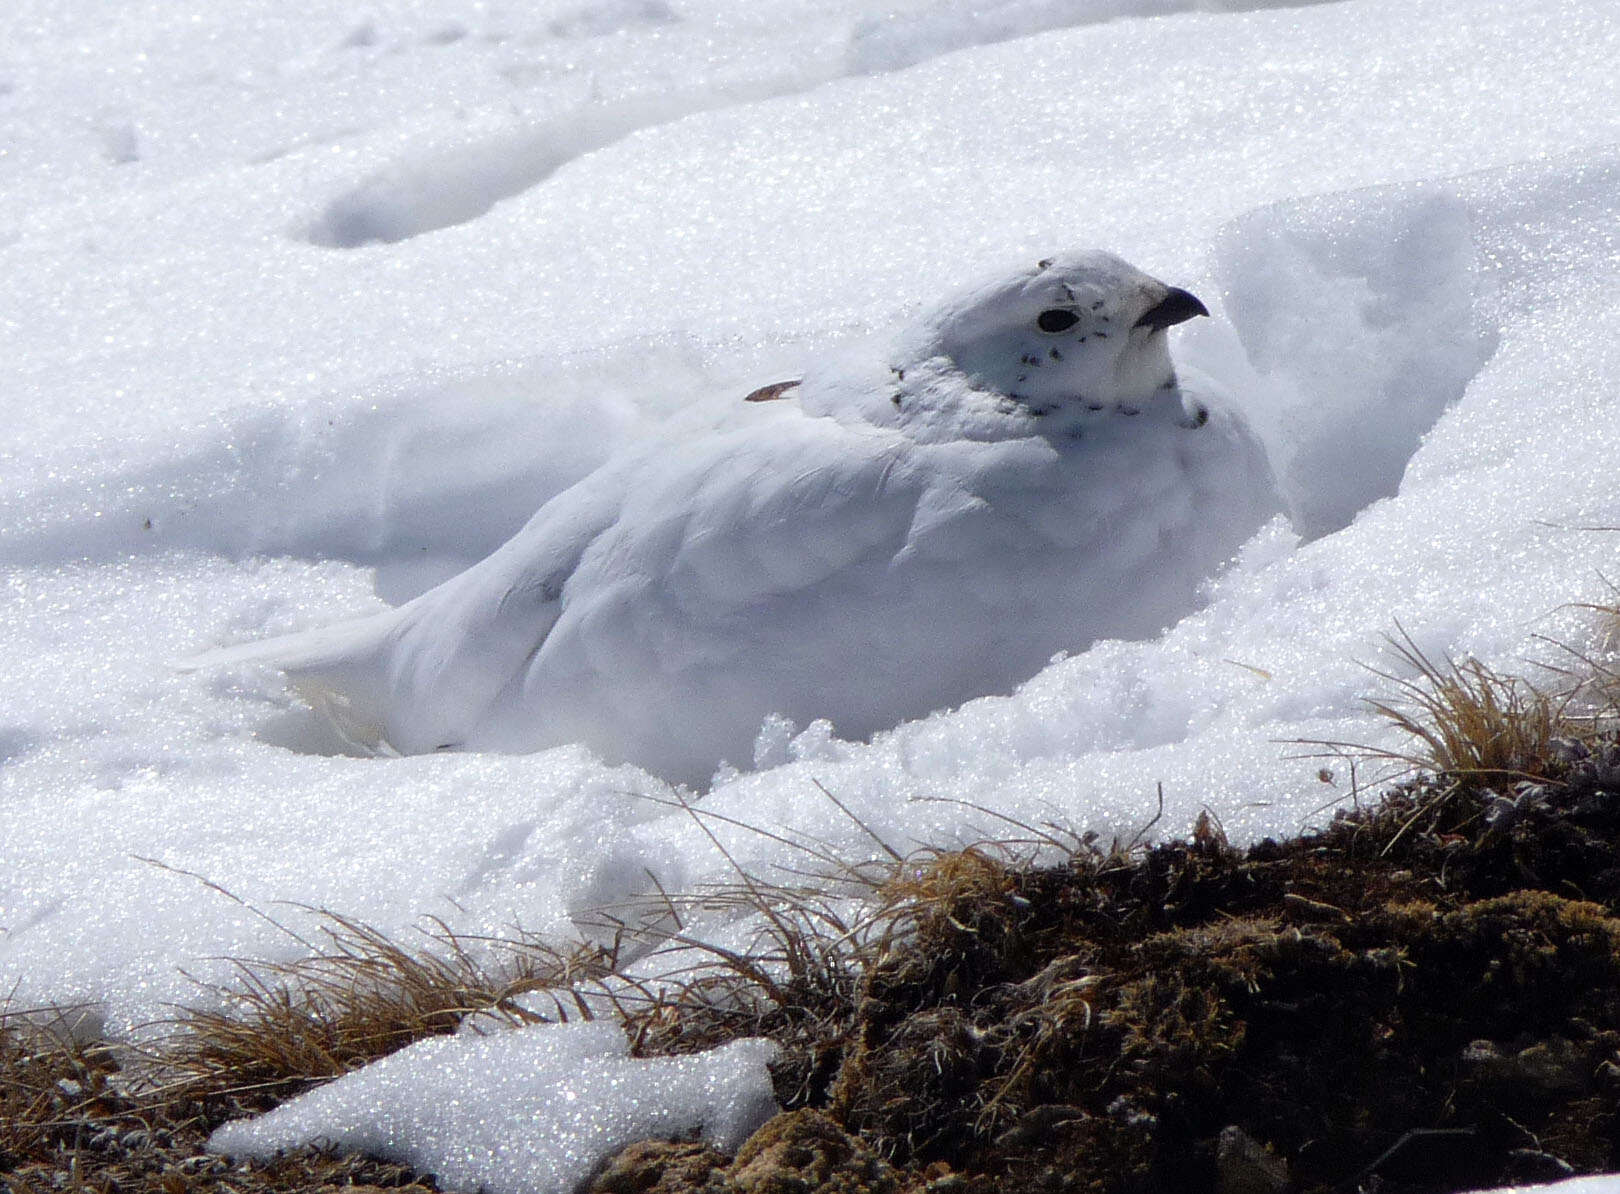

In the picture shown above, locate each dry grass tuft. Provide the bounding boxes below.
[554,789,932,1088]
[575,798,1089,1115]
[1365,631,1589,783]
[0,1004,114,1162]
[1576,595,1620,703]
[149,909,620,1106]
[875,845,1017,917]
[584,866,879,1107]
[1,995,439,1192]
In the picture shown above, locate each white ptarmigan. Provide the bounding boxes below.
[203,251,1279,786]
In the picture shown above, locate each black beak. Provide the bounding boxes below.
[1134,287,1209,331]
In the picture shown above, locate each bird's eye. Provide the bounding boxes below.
[1036,309,1080,333]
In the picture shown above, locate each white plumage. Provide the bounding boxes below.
[204,251,1279,785]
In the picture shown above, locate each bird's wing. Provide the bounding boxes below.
[569,409,920,628]
[438,405,932,774]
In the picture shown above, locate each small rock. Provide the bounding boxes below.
[587,1138,727,1193]
[1504,1148,1576,1183]
[729,1109,900,1194]
[1215,1125,1288,1194]
[1546,737,1591,765]
[993,1104,1087,1148]
[1105,1095,1157,1128]
[1510,1038,1592,1094]
[1460,1036,1591,1094]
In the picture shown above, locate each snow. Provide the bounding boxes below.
[5,0,1620,1188]
[207,1022,780,1194]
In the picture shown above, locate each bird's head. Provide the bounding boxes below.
[916,250,1208,415]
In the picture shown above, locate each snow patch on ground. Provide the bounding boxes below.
[208,1021,780,1194]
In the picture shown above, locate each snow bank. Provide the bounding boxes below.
[1212,187,1496,538]
[208,1021,779,1194]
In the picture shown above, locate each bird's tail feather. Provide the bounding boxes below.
[172,606,400,674]
[173,609,407,753]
